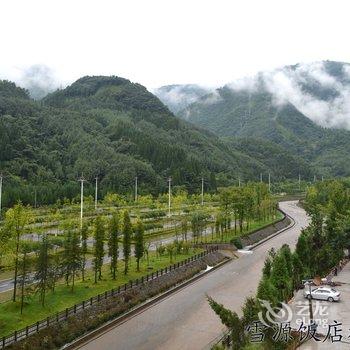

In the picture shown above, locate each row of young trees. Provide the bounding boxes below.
[208,180,350,349]
[0,204,147,311]
[218,183,276,233]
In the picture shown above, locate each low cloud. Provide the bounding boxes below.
[17,64,60,99]
[154,84,212,113]
[200,89,222,105]
[227,62,350,130]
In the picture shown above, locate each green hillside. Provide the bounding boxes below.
[1,76,308,207]
[175,61,350,177]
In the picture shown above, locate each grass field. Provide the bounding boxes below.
[0,248,202,337]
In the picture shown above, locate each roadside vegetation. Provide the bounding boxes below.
[209,179,350,349]
[0,181,277,341]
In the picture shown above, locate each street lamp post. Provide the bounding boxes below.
[135,176,138,203]
[201,177,204,206]
[168,177,172,217]
[95,176,98,211]
[78,175,86,230]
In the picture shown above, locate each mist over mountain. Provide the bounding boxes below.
[174,61,350,129]
[156,61,350,177]
[153,84,211,114]
[3,60,350,208]
[1,75,314,206]
[15,64,61,100]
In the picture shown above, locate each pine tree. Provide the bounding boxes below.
[242,297,260,327]
[295,231,310,275]
[19,244,32,314]
[108,213,119,279]
[292,252,304,289]
[81,222,88,281]
[61,224,82,289]
[35,235,51,306]
[270,253,290,301]
[93,217,105,283]
[122,211,132,275]
[262,257,272,278]
[68,230,82,291]
[207,296,245,349]
[62,228,72,286]
[134,219,144,272]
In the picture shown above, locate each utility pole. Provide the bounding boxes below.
[268,173,271,192]
[201,177,204,206]
[0,173,3,219]
[238,177,241,187]
[95,176,98,211]
[168,177,172,217]
[260,173,263,183]
[322,176,324,182]
[135,176,138,203]
[78,175,86,230]
[298,174,301,191]
[314,175,316,183]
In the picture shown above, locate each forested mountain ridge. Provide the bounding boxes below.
[0,75,311,207]
[161,61,350,177]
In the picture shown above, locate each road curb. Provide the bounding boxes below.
[67,204,295,350]
[63,256,232,350]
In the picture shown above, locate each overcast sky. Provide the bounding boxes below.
[1,0,350,89]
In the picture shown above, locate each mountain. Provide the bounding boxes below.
[171,61,350,177]
[1,75,310,207]
[153,84,211,114]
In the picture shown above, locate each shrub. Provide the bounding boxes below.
[231,237,242,249]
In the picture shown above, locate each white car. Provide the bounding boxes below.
[304,286,341,302]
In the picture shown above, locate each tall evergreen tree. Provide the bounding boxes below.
[207,296,246,349]
[19,243,32,314]
[81,222,88,281]
[122,211,132,275]
[71,230,82,291]
[270,253,290,301]
[35,235,51,306]
[134,220,144,271]
[108,213,119,279]
[295,231,310,275]
[93,217,105,283]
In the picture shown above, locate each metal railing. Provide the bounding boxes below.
[0,246,218,349]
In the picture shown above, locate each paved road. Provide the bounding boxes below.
[78,201,309,350]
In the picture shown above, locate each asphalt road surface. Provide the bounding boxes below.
[77,200,309,350]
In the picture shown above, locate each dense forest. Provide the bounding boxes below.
[159,61,350,178]
[0,76,308,208]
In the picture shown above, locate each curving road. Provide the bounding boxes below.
[77,201,309,350]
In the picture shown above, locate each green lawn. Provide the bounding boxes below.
[0,248,201,337]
